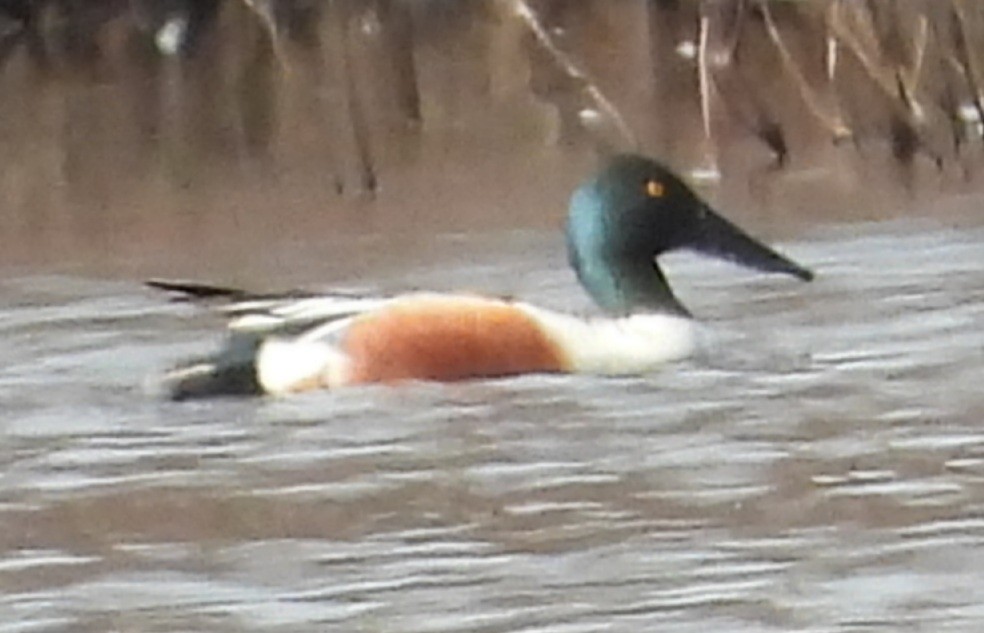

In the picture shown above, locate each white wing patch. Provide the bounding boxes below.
[229,295,394,334]
[256,337,351,394]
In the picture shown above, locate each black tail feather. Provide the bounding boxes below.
[146,279,256,302]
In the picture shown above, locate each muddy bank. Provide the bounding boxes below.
[1,1,982,276]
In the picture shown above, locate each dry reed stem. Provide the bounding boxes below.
[507,0,638,150]
[826,30,837,82]
[908,15,929,96]
[697,13,713,141]
[336,4,377,196]
[695,12,720,174]
[240,0,291,73]
[949,0,984,126]
[827,0,925,122]
[314,0,377,197]
[759,1,851,141]
[892,15,929,123]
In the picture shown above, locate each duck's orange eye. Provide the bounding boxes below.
[645,179,665,198]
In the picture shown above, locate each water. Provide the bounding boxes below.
[1,221,982,632]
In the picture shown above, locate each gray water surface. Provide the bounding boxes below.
[1,222,982,632]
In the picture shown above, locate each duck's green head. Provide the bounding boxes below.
[566,154,813,316]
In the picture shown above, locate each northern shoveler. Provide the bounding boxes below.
[150,154,813,400]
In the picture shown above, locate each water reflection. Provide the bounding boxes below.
[1,222,982,631]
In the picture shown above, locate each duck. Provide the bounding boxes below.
[150,153,813,400]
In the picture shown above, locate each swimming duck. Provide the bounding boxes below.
[151,154,813,400]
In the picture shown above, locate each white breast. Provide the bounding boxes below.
[517,304,696,375]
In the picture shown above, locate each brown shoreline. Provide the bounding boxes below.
[1,1,982,276]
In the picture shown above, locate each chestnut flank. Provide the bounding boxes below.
[341,297,568,384]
